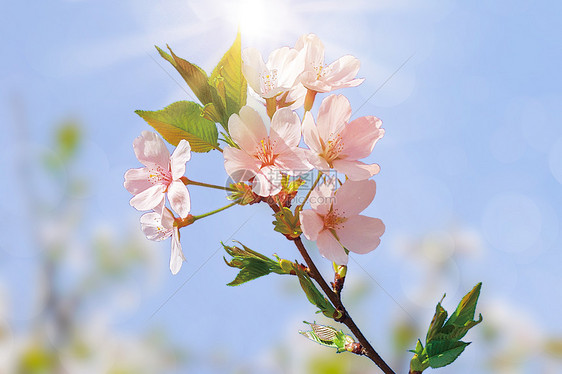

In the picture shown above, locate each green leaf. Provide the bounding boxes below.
[409,340,429,372]
[299,321,351,353]
[295,266,340,319]
[273,207,302,239]
[209,31,247,119]
[155,45,226,123]
[223,242,290,286]
[409,282,483,372]
[226,257,273,286]
[135,101,219,152]
[426,341,470,368]
[445,282,482,328]
[426,296,448,342]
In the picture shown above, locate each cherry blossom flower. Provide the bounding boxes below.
[300,179,385,265]
[296,33,364,93]
[302,94,384,181]
[140,205,185,274]
[223,106,311,197]
[124,131,191,218]
[242,45,305,99]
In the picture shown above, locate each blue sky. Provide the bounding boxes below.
[1,0,561,372]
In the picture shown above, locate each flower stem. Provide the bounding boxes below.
[297,171,323,210]
[303,89,317,113]
[192,202,237,221]
[266,97,277,119]
[181,177,237,192]
[264,200,395,373]
[293,237,396,374]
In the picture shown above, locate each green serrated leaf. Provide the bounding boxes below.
[209,31,247,119]
[299,321,350,353]
[273,207,302,239]
[427,341,470,368]
[155,45,227,124]
[426,297,448,342]
[295,267,339,319]
[410,283,483,373]
[223,242,292,286]
[200,103,223,123]
[135,101,219,152]
[409,339,429,372]
[445,282,482,328]
[226,257,272,286]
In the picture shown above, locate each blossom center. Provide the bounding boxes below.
[254,137,277,167]
[313,64,331,80]
[260,69,278,95]
[323,208,347,230]
[148,164,172,186]
[321,133,345,165]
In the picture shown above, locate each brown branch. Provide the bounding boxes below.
[293,238,396,374]
[265,198,395,373]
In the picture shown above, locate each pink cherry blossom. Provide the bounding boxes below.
[302,94,384,181]
[300,179,385,265]
[242,45,305,99]
[223,106,311,197]
[124,131,191,218]
[296,33,364,93]
[140,205,185,274]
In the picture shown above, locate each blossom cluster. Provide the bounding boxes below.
[125,33,385,273]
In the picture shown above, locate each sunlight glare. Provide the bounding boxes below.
[233,0,290,42]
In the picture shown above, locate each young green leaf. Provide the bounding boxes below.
[273,207,302,239]
[223,242,291,286]
[426,296,448,342]
[136,101,219,152]
[426,341,470,368]
[294,266,341,320]
[299,321,350,353]
[409,282,483,372]
[155,46,227,124]
[209,31,247,119]
[444,282,482,328]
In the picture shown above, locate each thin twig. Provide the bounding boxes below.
[293,238,396,374]
[266,199,395,373]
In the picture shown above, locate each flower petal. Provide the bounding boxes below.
[324,55,363,88]
[332,179,376,217]
[129,184,166,211]
[229,106,268,153]
[170,139,191,180]
[316,231,348,265]
[309,182,334,215]
[316,95,352,141]
[133,131,170,168]
[337,215,385,255]
[275,147,313,175]
[332,159,380,181]
[296,33,325,72]
[124,167,153,195]
[300,210,324,241]
[267,47,303,90]
[140,211,172,241]
[252,166,282,197]
[302,112,323,155]
[242,47,266,95]
[223,147,260,182]
[167,180,191,218]
[270,107,302,149]
[339,116,384,160]
[169,227,186,275]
